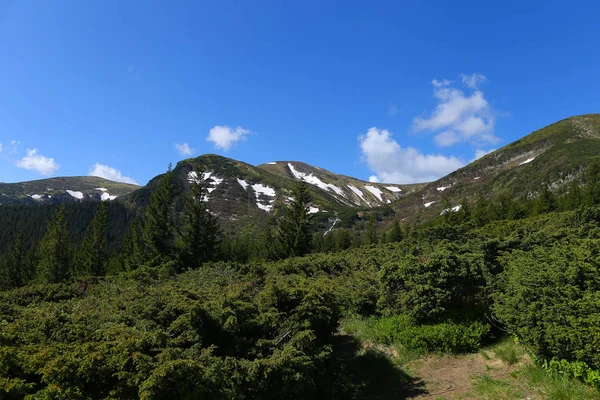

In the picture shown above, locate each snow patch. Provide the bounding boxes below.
[188,171,223,193]
[365,185,383,202]
[237,178,249,190]
[324,217,340,236]
[101,192,117,201]
[287,163,347,198]
[424,201,436,208]
[32,194,42,200]
[66,190,84,199]
[474,177,481,180]
[519,157,535,166]
[385,186,402,193]
[441,205,462,215]
[252,183,276,212]
[348,185,366,203]
[308,206,320,214]
[437,186,451,192]
[266,162,277,165]
[95,187,108,192]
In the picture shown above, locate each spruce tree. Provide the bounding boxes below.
[142,164,176,265]
[114,219,143,273]
[74,202,108,277]
[566,180,584,210]
[585,160,600,206]
[471,195,490,227]
[178,172,220,269]
[37,205,72,283]
[276,182,313,258]
[0,231,33,289]
[365,214,378,245]
[387,221,403,243]
[533,184,557,215]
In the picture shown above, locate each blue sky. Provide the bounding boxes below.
[1,1,599,184]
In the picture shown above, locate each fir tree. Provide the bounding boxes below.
[74,203,108,277]
[585,160,600,206]
[142,164,176,265]
[276,182,313,258]
[471,195,490,227]
[178,172,220,269]
[387,221,403,243]
[37,205,72,283]
[533,184,557,216]
[0,231,33,289]
[566,179,584,210]
[364,214,378,245]
[114,219,143,273]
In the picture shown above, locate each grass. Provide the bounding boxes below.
[491,338,525,366]
[470,373,524,399]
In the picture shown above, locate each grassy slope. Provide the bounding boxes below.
[0,176,139,205]
[389,114,600,223]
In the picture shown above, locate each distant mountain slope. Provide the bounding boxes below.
[258,161,425,208]
[390,114,600,220]
[0,176,139,205]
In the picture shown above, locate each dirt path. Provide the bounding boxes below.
[405,353,513,399]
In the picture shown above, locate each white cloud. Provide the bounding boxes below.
[460,73,487,89]
[16,149,60,175]
[388,103,399,117]
[89,163,138,185]
[207,125,251,151]
[9,140,21,154]
[412,74,498,147]
[359,127,464,184]
[0,143,3,153]
[174,142,193,156]
[369,175,380,183]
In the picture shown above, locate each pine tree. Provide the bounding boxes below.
[37,205,72,283]
[585,160,600,206]
[566,180,584,210]
[276,182,313,258]
[0,231,33,289]
[142,164,176,265]
[113,219,143,273]
[178,172,220,269]
[533,184,557,216]
[364,214,378,245]
[471,195,490,227]
[387,221,403,243]
[74,203,108,277]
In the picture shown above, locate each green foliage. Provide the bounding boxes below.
[0,231,34,289]
[343,315,491,354]
[73,202,108,277]
[142,164,177,266]
[36,205,72,284]
[276,182,313,258]
[177,171,220,270]
[542,358,600,391]
[493,239,600,368]
[378,241,487,322]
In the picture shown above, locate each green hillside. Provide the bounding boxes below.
[0,176,139,205]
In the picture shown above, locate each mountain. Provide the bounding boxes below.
[0,176,139,205]
[124,155,426,230]
[389,114,600,221]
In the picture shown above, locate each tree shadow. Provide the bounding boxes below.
[333,333,428,399]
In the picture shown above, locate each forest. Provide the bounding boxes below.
[2,162,600,398]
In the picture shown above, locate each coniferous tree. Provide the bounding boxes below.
[113,219,144,273]
[74,203,108,277]
[533,184,557,216]
[37,205,72,283]
[565,180,584,210]
[143,164,176,265]
[471,195,490,227]
[0,231,33,289]
[585,160,600,206]
[387,221,403,243]
[178,173,220,269]
[364,214,378,245]
[276,182,313,258]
